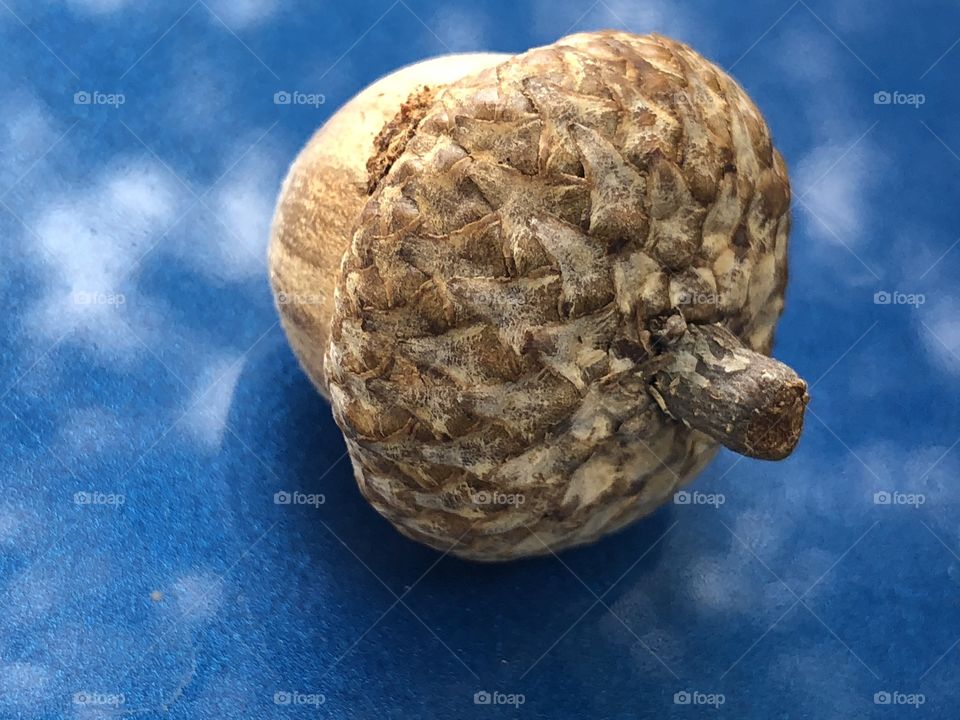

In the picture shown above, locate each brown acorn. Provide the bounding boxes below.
[269,31,808,561]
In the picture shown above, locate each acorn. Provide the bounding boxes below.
[269,31,808,561]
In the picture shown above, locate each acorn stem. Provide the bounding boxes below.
[649,322,809,461]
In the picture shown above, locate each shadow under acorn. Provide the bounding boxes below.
[218,329,882,718]
[225,326,676,575]
[219,330,701,713]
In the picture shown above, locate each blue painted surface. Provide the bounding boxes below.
[1,1,959,718]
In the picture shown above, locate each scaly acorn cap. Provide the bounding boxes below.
[274,31,807,561]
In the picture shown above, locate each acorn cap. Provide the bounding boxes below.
[290,31,804,561]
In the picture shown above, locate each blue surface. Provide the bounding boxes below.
[2,1,959,718]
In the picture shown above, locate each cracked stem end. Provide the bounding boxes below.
[650,322,809,461]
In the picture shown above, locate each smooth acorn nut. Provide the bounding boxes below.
[269,31,809,562]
